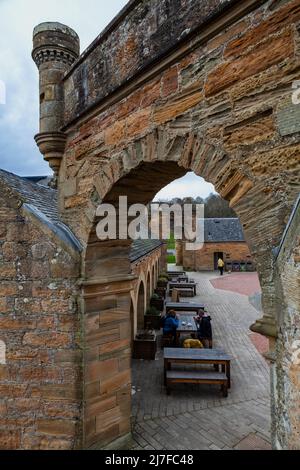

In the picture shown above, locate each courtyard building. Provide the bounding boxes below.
[176,218,254,272]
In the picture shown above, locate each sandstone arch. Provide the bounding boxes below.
[136,281,145,330]
[31,0,300,450]
[151,265,155,295]
[146,272,151,307]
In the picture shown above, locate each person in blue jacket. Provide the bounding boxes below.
[162,310,179,345]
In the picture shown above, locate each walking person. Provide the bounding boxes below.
[218,257,225,276]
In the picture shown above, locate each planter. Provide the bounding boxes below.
[133,333,157,360]
[155,287,166,299]
[150,298,165,312]
[144,314,162,330]
[157,279,168,288]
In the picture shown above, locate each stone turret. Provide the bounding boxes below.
[32,22,80,183]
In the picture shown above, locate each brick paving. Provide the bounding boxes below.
[210,272,261,297]
[130,272,271,450]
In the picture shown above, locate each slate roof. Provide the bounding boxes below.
[0,169,59,223]
[24,176,53,186]
[202,218,245,242]
[129,239,163,263]
[0,169,163,259]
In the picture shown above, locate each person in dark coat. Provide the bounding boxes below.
[195,310,212,348]
[162,310,179,345]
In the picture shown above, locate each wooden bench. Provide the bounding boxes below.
[166,369,228,397]
[178,287,194,297]
[169,287,194,297]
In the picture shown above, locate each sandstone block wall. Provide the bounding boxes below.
[273,199,300,449]
[63,0,236,124]
[131,246,163,334]
[0,187,82,450]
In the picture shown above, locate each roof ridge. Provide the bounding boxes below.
[0,168,56,193]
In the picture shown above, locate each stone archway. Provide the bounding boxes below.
[136,281,145,330]
[151,264,155,295]
[31,0,300,450]
[146,272,151,307]
[80,149,293,449]
[129,299,135,351]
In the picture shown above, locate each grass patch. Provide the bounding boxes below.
[167,254,176,264]
[167,232,175,249]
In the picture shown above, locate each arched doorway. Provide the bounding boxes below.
[136,281,145,330]
[151,265,155,294]
[146,272,151,307]
[130,299,135,350]
[81,155,294,449]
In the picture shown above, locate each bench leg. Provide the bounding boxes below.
[227,362,231,389]
[221,383,228,398]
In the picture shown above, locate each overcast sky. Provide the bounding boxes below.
[0,0,215,199]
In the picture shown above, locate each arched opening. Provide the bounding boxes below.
[137,281,145,330]
[82,149,290,449]
[151,265,155,294]
[130,299,135,351]
[146,272,151,307]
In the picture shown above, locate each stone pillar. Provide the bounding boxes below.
[32,22,80,183]
[82,234,135,449]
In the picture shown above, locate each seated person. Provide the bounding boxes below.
[194,310,212,348]
[183,334,203,349]
[162,310,179,345]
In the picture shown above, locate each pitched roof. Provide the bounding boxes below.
[0,169,163,259]
[129,239,163,263]
[202,218,245,242]
[0,169,59,223]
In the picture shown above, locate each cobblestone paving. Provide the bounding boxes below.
[131,272,271,450]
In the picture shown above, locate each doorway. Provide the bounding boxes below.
[214,252,224,270]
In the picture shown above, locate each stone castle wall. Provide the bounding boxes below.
[28,0,300,449]
[0,185,82,450]
[272,200,300,449]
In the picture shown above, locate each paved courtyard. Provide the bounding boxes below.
[130,271,271,450]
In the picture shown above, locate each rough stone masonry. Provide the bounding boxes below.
[0,0,299,450]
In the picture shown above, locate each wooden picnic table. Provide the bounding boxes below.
[168,282,197,296]
[173,275,189,282]
[164,347,231,389]
[168,271,186,276]
[166,302,205,315]
[177,313,198,334]
[167,271,186,280]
